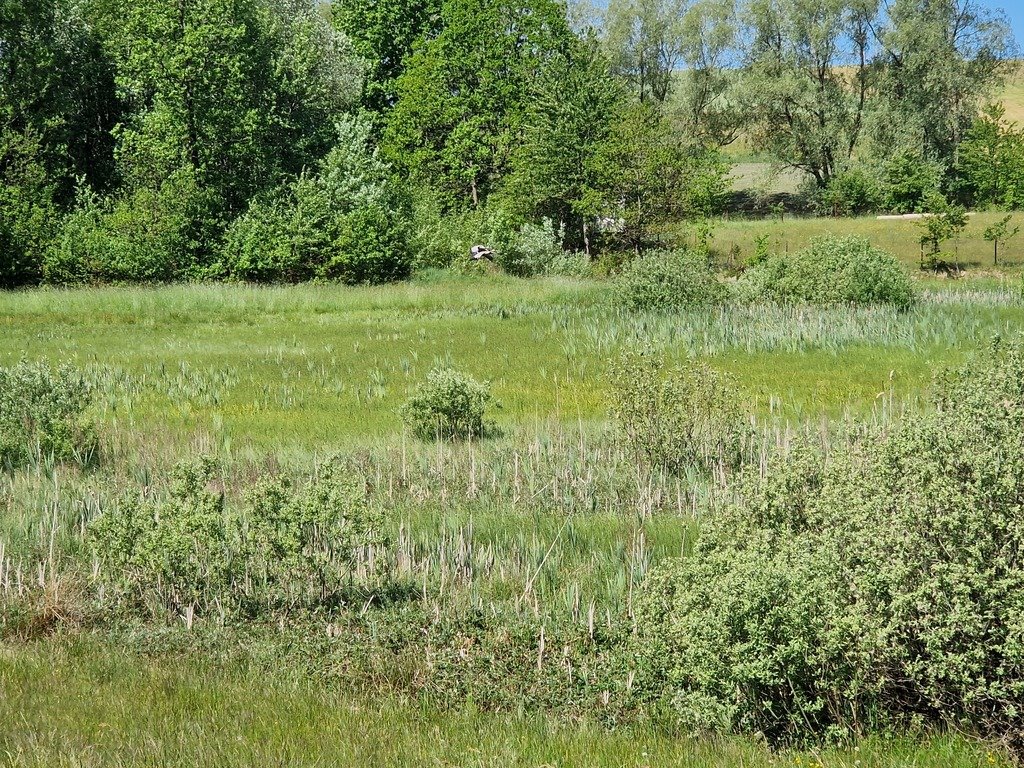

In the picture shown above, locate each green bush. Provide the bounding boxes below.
[91,458,387,617]
[632,339,1024,745]
[815,165,884,216]
[44,172,207,284]
[610,348,748,476]
[739,234,915,309]
[400,368,495,440]
[0,361,97,471]
[616,249,727,312]
[881,148,945,213]
[220,116,411,285]
[495,218,565,277]
[0,130,58,288]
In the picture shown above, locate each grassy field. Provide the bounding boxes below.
[0,276,1020,455]
[1,641,1008,768]
[2,274,1023,766]
[710,211,1024,271]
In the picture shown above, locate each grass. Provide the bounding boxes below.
[0,640,1010,768]
[0,277,1021,455]
[710,211,1024,271]
[1,276,1023,766]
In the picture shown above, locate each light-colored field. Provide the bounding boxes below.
[711,210,1024,270]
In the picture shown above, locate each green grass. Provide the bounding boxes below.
[711,212,1024,271]
[0,278,1021,455]
[0,640,1009,768]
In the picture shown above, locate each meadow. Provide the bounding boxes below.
[2,267,1023,766]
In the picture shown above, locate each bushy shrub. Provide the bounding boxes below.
[616,249,727,312]
[633,339,1024,745]
[739,234,915,309]
[0,361,97,471]
[44,172,207,284]
[0,130,58,288]
[220,116,411,284]
[400,368,495,440]
[90,458,387,617]
[881,148,945,213]
[816,165,884,216]
[495,218,565,277]
[610,348,748,476]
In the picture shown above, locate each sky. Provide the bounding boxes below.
[992,0,1024,52]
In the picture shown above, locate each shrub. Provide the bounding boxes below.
[880,148,945,213]
[400,368,495,440]
[0,130,58,288]
[44,172,207,284]
[220,116,411,284]
[739,234,915,309]
[91,458,387,617]
[495,218,565,277]
[815,165,884,216]
[610,348,748,476]
[616,249,727,312]
[0,361,97,471]
[632,339,1024,745]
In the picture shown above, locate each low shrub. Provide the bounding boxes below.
[616,249,727,312]
[739,234,915,309]
[496,218,565,277]
[90,458,387,618]
[400,368,495,440]
[0,361,97,471]
[632,339,1024,746]
[609,348,748,476]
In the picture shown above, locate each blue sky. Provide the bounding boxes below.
[991,0,1024,51]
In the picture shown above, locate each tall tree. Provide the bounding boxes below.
[873,0,1014,170]
[332,0,440,115]
[737,0,877,187]
[384,0,579,211]
[603,0,685,104]
[504,40,627,255]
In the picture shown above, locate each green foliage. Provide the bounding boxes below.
[983,214,1020,267]
[0,361,97,471]
[90,458,387,616]
[0,130,58,287]
[331,0,440,114]
[633,339,1024,745]
[881,148,945,214]
[592,103,728,251]
[383,0,579,211]
[400,368,495,440]
[609,348,748,476]
[816,165,884,217]
[45,172,210,284]
[957,104,1024,209]
[917,197,968,268]
[740,234,915,309]
[496,219,567,278]
[220,116,411,284]
[616,249,727,312]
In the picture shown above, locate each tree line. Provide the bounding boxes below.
[0,0,1017,287]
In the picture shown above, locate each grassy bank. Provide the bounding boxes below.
[0,640,1009,768]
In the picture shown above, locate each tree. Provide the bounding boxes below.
[590,102,728,254]
[503,40,627,256]
[331,0,440,115]
[983,214,1019,267]
[603,0,685,105]
[956,104,1024,209]
[917,197,968,270]
[383,0,579,212]
[737,0,876,188]
[873,0,1014,172]
[105,0,362,265]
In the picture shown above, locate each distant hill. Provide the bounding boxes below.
[997,61,1024,124]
